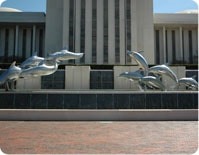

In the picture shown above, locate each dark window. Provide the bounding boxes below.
[165,30,168,62]
[80,0,85,63]
[41,70,65,89]
[155,30,160,64]
[39,29,43,57]
[22,29,27,59]
[92,0,97,63]
[69,0,75,64]
[172,30,176,64]
[182,30,185,63]
[90,70,114,89]
[104,0,108,63]
[188,30,193,64]
[126,0,131,63]
[115,0,120,63]
[4,29,9,59]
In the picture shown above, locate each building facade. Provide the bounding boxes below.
[45,0,155,65]
[154,13,198,65]
[0,8,45,67]
[0,0,198,90]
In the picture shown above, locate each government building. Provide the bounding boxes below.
[0,0,198,90]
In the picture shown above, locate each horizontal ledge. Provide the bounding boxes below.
[0,109,197,121]
[0,89,198,94]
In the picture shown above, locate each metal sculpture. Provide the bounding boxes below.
[139,76,166,91]
[0,0,6,7]
[119,50,198,91]
[20,59,58,78]
[178,76,198,90]
[148,64,178,83]
[0,48,83,91]
[20,52,44,69]
[119,70,143,81]
[46,48,84,64]
[0,61,21,90]
[127,50,149,76]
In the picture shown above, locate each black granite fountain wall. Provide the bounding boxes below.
[0,91,197,109]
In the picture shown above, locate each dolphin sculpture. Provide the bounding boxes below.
[127,50,149,76]
[119,70,143,81]
[20,59,58,78]
[178,76,198,90]
[20,52,44,69]
[148,64,178,83]
[0,61,22,90]
[46,48,84,64]
[0,0,6,7]
[139,76,166,91]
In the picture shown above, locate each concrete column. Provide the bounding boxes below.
[108,0,115,64]
[65,66,90,89]
[75,0,81,64]
[15,25,19,57]
[119,0,126,65]
[62,0,70,49]
[85,0,92,64]
[32,25,36,53]
[96,0,104,64]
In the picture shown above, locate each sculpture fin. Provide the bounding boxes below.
[164,63,170,66]
[9,61,16,68]
[138,50,144,53]
[192,75,197,79]
[62,47,68,50]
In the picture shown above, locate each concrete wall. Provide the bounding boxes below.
[16,77,41,90]
[65,66,90,89]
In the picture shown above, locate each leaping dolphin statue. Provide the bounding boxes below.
[47,48,84,64]
[20,52,44,69]
[127,50,149,76]
[178,76,198,90]
[148,64,178,83]
[139,76,166,91]
[0,61,22,90]
[20,59,58,78]
[119,70,143,81]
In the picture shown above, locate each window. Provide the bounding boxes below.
[80,0,85,63]
[155,30,160,64]
[90,70,114,89]
[115,0,120,63]
[126,0,131,63]
[104,0,108,63]
[92,0,97,63]
[188,30,193,64]
[41,70,65,89]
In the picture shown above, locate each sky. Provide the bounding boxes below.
[0,0,198,13]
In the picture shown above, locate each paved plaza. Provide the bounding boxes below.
[0,121,198,154]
